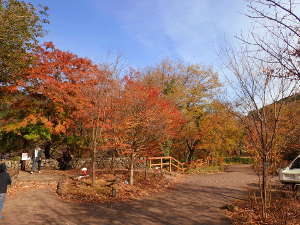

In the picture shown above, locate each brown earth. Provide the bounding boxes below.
[1,164,257,225]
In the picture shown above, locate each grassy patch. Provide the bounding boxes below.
[224,157,253,164]
[186,165,225,174]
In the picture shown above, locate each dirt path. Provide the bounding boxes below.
[1,165,257,225]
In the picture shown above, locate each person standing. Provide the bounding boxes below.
[21,153,30,171]
[0,163,12,219]
[31,146,43,174]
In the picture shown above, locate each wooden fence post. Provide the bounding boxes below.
[145,158,148,179]
[169,157,172,172]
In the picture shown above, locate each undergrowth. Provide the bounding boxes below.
[226,189,300,225]
[186,159,225,174]
[58,170,172,203]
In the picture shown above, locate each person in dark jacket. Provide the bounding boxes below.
[0,163,12,218]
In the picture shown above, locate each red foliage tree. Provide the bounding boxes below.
[27,42,114,185]
[114,77,184,185]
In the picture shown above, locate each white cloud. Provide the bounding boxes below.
[94,0,251,65]
[157,0,250,63]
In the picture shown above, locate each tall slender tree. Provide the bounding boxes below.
[225,47,298,218]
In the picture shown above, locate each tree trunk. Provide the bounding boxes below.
[110,150,115,175]
[145,158,148,179]
[186,140,196,163]
[91,148,96,187]
[44,142,51,159]
[187,148,195,163]
[261,155,268,219]
[23,138,28,151]
[129,153,134,185]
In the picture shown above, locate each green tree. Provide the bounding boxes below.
[0,0,48,87]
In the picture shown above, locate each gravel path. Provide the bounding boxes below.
[1,164,257,225]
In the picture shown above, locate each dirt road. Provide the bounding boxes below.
[1,165,257,225]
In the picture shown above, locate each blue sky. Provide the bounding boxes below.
[31,0,250,70]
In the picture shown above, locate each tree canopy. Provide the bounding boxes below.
[0,0,48,88]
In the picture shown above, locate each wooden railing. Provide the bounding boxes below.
[148,156,185,172]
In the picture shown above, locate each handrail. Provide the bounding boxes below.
[148,156,172,160]
[148,156,185,172]
[171,157,184,167]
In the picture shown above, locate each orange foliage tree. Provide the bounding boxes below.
[198,101,243,163]
[279,96,300,160]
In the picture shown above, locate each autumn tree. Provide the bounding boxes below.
[142,60,222,162]
[225,47,299,218]
[0,0,49,152]
[198,101,244,162]
[80,72,118,186]
[273,94,300,162]
[115,77,183,185]
[0,0,49,155]
[24,42,116,185]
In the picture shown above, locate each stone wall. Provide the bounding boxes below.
[70,157,146,169]
[0,160,20,170]
[1,157,146,170]
[96,157,145,169]
[42,159,59,169]
[69,158,90,169]
[0,159,59,170]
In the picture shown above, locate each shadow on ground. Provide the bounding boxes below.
[3,165,257,225]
